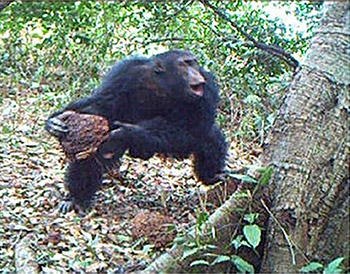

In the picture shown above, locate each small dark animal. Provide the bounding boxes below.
[46,50,227,213]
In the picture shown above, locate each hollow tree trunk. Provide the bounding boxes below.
[259,2,350,272]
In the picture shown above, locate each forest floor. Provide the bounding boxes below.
[0,88,259,272]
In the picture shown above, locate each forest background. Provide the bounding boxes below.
[1,1,348,273]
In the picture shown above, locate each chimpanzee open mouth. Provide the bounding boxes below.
[190,83,204,96]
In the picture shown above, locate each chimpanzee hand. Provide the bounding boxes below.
[45,111,71,138]
[95,125,128,170]
[96,120,143,170]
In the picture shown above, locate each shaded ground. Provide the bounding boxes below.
[0,89,258,272]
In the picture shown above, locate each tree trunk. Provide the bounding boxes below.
[259,2,350,272]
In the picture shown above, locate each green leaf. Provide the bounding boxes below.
[228,173,257,184]
[211,255,231,265]
[2,125,11,134]
[259,167,274,186]
[323,267,342,274]
[232,256,255,273]
[327,257,344,269]
[231,235,250,250]
[243,213,259,224]
[243,224,261,249]
[182,247,200,260]
[324,257,344,274]
[300,262,323,272]
[234,192,250,199]
[244,94,261,105]
[196,211,209,228]
[190,260,210,267]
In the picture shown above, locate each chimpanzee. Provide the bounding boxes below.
[46,50,227,213]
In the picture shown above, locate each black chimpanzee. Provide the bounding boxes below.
[46,50,227,213]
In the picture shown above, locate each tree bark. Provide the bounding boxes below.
[259,2,350,272]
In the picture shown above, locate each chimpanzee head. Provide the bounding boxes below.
[99,49,218,110]
[151,50,210,102]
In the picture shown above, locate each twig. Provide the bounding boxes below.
[142,37,185,47]
[199,0,299,69]
[260,199,296,265]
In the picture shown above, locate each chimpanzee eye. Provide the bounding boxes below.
[178,60,187,67]
[184,57,197,66]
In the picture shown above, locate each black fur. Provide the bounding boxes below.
[65,157,103,209]
[46,50,227,212]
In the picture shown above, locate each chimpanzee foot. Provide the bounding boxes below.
[204,173,227,185]
[58,197,94,216]
[58,200,75,214]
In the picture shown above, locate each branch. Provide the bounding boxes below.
[142,37,185,47]
[199,0,299,69]
[195,17,252,50]
[0,0,13,12]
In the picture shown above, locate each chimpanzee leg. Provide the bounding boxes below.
[193,125,227,184]
[60,157,104,213]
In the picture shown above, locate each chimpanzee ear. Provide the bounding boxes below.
[153,59,165,73]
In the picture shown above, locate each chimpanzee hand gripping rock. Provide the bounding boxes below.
[46,50,228,213]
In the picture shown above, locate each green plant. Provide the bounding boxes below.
[301,257,345,274]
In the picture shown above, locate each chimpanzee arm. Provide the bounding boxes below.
[51,90,128,118]
[46,92,127,138]
[97,117,195,162]
[98,119,227,185]
[193,125,227,184]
